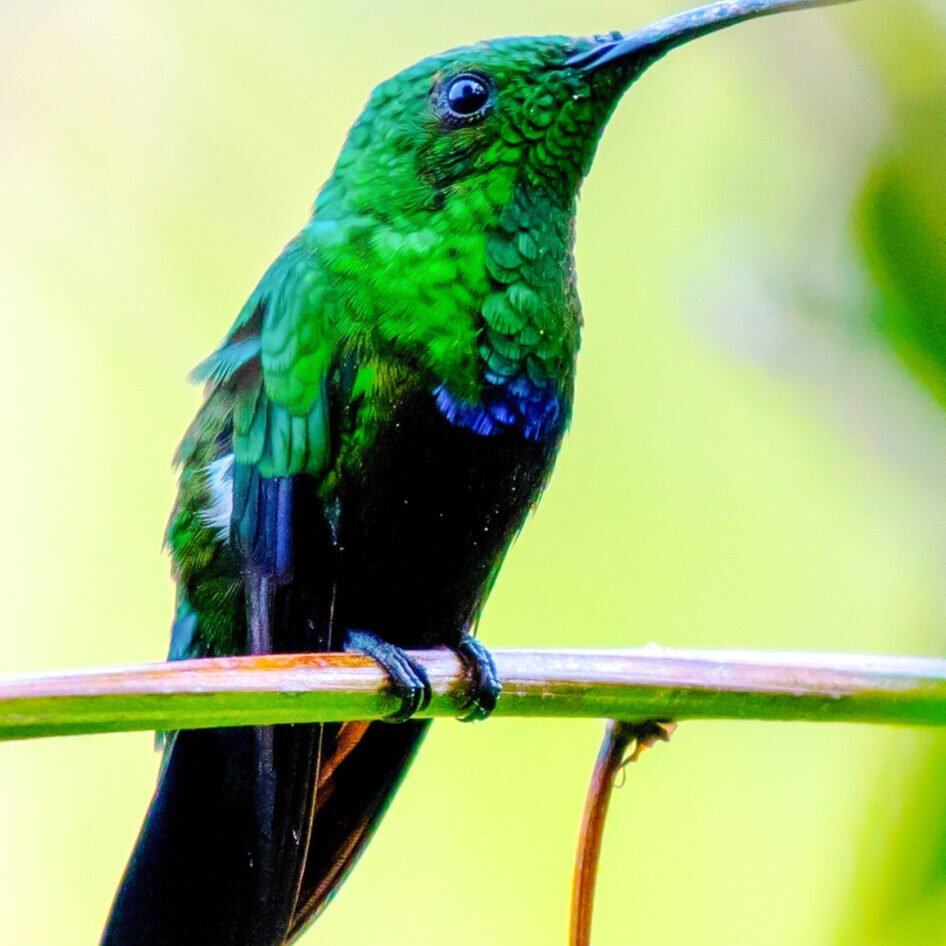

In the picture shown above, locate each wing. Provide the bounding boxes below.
[103,233,346,946]
[161,233,339,661]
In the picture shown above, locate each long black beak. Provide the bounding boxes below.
[567,0,859,72]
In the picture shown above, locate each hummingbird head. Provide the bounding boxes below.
[317,0,856,221]
[310,0,857,441]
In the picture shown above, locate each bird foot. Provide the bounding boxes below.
[452,636,501,722]
[344,630,432,722]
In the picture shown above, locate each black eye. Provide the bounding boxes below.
[443,74,491,120]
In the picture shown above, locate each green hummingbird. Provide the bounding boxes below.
[102,1,859,943]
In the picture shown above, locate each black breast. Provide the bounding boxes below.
[333,387,559,647]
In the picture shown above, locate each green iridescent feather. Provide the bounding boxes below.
[161,35,623,661]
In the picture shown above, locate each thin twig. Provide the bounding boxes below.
[1,648,945,741]
[571,720,675,946]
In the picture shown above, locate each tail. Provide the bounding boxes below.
[288,718,430,940]
[101,719,429,946]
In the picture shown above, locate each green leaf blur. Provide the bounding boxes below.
[838,5,946,946]
[856,5,946,405]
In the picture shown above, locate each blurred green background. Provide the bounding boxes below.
[1,0,944,943]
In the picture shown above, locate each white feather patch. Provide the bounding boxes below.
[201,453,235,542]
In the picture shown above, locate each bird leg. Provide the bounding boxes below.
[343,629,432,722]
[452,635,502,722]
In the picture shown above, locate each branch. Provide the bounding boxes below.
[571,720,675,946]
[2,648,945,741]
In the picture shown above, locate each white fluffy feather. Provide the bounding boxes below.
[200,453,235,542]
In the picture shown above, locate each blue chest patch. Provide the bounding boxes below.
[434,374,563,441]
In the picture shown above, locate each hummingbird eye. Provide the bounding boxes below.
[441,74,491,122]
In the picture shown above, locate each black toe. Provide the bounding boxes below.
[453,636,501,722]
[344,630,432,722]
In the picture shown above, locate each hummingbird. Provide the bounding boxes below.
[102,1,859,943]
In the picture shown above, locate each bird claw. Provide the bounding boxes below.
[453,636,501,722]
[344,630,432,722]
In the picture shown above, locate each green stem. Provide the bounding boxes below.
[1,647,945,741]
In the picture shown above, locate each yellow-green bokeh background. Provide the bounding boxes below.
[1,1,945,943]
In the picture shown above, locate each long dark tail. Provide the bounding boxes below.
[288,718,430,940]
[104,472,430,943]
[100,719,429,945]
[101,720,319,945]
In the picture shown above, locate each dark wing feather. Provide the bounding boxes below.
[104,236,342,946]
[106,226,429,945]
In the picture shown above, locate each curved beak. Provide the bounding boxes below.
[567,0,859,73]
